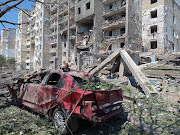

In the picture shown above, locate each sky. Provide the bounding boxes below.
[0,0,36,33]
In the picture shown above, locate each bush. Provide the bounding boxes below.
[0,55,6,69]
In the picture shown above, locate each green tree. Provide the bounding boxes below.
[7,58,15,65]
[0,55,6,69]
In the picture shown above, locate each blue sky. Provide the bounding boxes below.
[0,0,35,32]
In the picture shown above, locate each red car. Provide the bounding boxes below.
[8,70,123,134]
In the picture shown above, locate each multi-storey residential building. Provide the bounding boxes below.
[74,0,104,68]
[49,0,76,69]
[100,0,142,53]
[26,5,36,70]
[16,9,30,70]
[0,29,16,59]
[25,1,50,71]
[142,0,180,54]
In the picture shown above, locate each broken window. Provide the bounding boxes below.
[108,44,112,50]
[120,28,125,35]
[109,4,113,9]
[151,0,157,4]
[86,2,90,10]
[151,25,157,33]
[121,43,125,48]
[151,10,157,18]
[78,7,81,14]
[46,73,63,86]
[151,41,157,49]
[109,31,112,36]
[122,13,126,17]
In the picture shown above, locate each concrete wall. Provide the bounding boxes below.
[142,5,165,54]
[126,0,142,51]
[164,0,180,52]
[75,0,95,22]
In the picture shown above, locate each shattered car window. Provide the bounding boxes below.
[46,73,64,87]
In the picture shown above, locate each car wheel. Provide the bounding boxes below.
[53,108,78,135]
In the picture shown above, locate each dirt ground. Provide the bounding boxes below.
[0,61,180,135]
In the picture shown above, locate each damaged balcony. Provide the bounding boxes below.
[50,39,57,45]
[59,26,68,34]
[103,34,126,44]
[50,13,57,21]
[59,15,68,24]
[50,3,57,14]
[49,56,56,62]
[103,5,126,17]
[49,48,57,54]
[102,17,126,31]
[50,22,57,28]
[103,0,118,4]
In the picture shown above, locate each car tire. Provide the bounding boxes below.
[53,107,78,135]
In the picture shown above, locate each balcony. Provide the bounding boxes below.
[31,39,35,44]
[51,4,57,13]
[26,41,31,46]
[50,22,57,28]
[49,56,56,62]
[59,27,68,34]
[50,39,57,45]
[59,6,68,15]
[26,59,30,63]
[103,33,126,43]
[50,48,57,54]
[26,47,30,52]
[70,35,76,40]
[59,15,68,24]
[70,2,75,8]
[50,13,57,20]
[26,53,30,57]
[103,0,118,4]
[103,5,126,17]
[102,17,126,31]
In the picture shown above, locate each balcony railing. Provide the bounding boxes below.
[50,39,57,44]
[102,17,126,30]
[49,56,56,62]
[104,33,126,42]
[103,4,126,17]
[59,15,68,24]
[50,13,57,20]
[50,48,57,53]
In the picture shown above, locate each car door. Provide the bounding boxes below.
[20,75,41,110]
[37,72,65,114]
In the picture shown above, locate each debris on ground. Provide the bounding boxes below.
[0,52,180,134]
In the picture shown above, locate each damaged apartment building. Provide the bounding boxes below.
[76,0,142,69]
[25,1,50,71]
[142,0,180,54]
[49,0,76,69]
[15,0,180,71]
[0,29,16,60]
[16,9,30,70]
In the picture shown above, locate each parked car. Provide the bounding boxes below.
[8,70,123,134]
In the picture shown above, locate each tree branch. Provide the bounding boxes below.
[0,0,24,18]
[0,0,18,7]
[0,20,28,25]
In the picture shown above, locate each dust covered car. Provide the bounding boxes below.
[8,70,123,134]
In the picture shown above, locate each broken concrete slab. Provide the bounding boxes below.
[119,50,157,96]
[90,48,121,75]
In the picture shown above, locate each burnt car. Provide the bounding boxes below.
[8,70,123,134]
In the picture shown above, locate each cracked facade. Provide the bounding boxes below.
[142,0,180,54]
[16,9,30,70]
[12,0,180,71]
